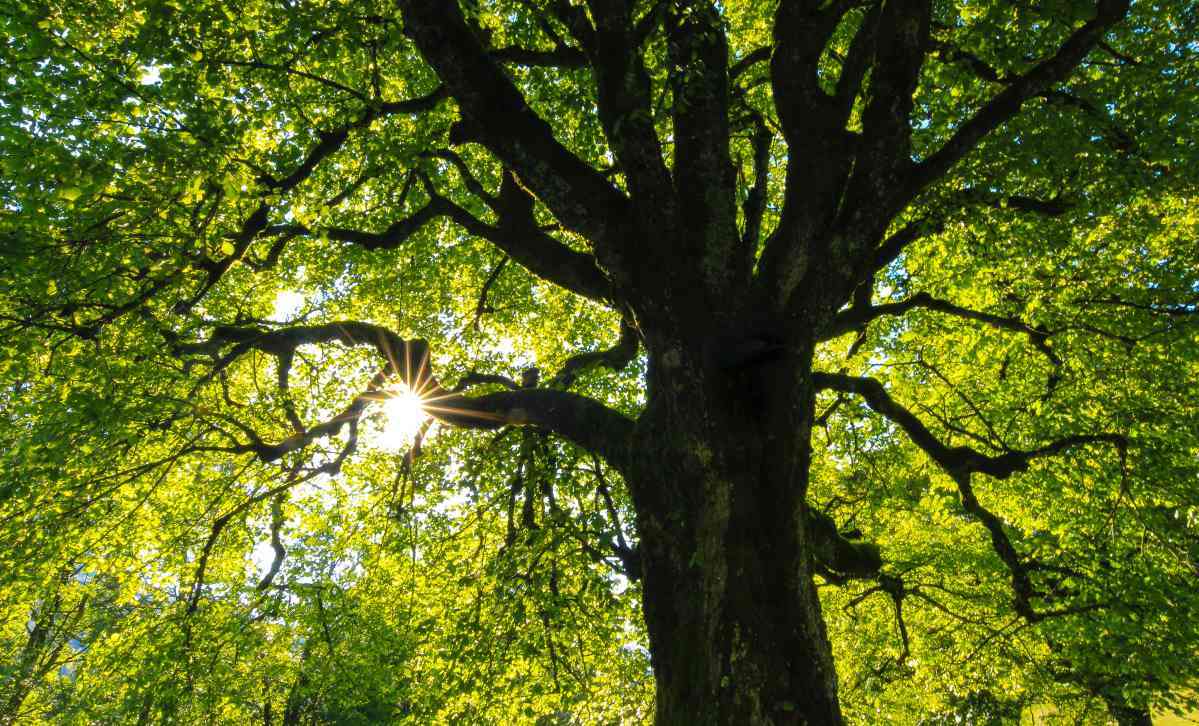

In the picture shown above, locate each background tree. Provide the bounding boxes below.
[1,0,1197,724]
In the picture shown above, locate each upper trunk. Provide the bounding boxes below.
[624,332,843,725]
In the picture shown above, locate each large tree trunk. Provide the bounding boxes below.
[626,336,843,725]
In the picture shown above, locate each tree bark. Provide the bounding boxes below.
[626,337,843,725]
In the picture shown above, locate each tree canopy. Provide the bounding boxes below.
[1,0,1197,723]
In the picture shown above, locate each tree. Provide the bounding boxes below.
[1,0,1197,723]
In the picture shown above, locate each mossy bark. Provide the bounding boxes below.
[626,338,843,725]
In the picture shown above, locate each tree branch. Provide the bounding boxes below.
[822,291,1063,392]
[582,0,675,232]
[270,173,614,304]
[814,372,1126,621]
[932,38,1137,153]
[740,111,773,249]
[184,321,636,470]
[870,216,944,275]
[812,372,1124,482]
[756,0,862,305]
[178,86,449,312]
[398,0,633,269]
[547,318,640,389]
[665,1,742,291]
[855,0,931,186]
[908,0,1132,195]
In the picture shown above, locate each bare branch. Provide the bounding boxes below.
[756,0,863,305]
[580,0,675,224]
[177,86,449,312]
[472,255,510,329]
[814,372,1126,620]
[730,46,771,82]
[269,174,613,304]
[548,318,640,389]
[741,112,773,249]
[933,39,1137,153]
[870,216,944,276]
[665,2,742,291]
[256,493,288,591]
[855,0,931,184]
[490,45,587,68]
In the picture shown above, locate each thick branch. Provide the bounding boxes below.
[870,216,944,275]
[665,2,741,291]
[548,318,640,389]
[185,321,635,470]
[398,0,632,265]
[933,39,1137,152]
[808,507,883,581]
[438,175,615,303]
[270,176,613,304]
[582,0,675,229]
[425,387,634,471]
[740,112,773,249]
[180,87,448,311]
[815,372,1125,620]
[856,0,931,184]
[757,0,861,305]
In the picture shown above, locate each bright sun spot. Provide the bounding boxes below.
[273,290,305,321]
[379,384,427,449]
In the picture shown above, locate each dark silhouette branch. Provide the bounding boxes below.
[398,0,633,268]
[581,0,675,226]
[812,372,1123,481]
[823,291,1063,391]
[548,318,640,389]
[741,112,773,249]
[181,321,636,470]
[813,371,1126,621]
[665,2,741,290]
[267,174,613,304]
[908,0,1132,196]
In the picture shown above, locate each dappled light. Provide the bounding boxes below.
[2,0,1197,723]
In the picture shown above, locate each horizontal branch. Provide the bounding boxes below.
[269,172,613,303]
[424,387,634,470]
[182,321,635,470]
[824,291,1063,391]
[547,318,639,389]
[490,44,587,68]
[812,372,1124,481]
[955,188,1073,217]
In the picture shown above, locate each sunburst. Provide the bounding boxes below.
[378,383,427,449]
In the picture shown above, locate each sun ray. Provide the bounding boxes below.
[378,383,428,449]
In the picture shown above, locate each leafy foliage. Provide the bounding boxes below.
[1,0,1196,723]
